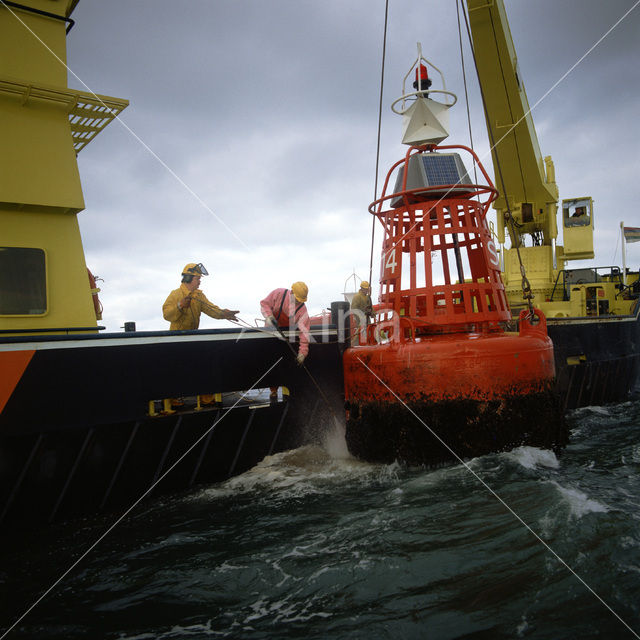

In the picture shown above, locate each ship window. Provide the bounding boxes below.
[0,247,47,315]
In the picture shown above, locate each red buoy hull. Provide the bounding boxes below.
[344,330,555,404]
[343,314,566,466]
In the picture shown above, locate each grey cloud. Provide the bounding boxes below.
[58,0,640,331]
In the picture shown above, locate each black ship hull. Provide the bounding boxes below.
[547,310,640,411]
[0,324,346,528]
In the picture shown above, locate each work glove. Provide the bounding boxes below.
[296,353,306,366]
[225,309,240,321]
[265,316,277,328]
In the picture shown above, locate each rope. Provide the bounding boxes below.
[368,0,390,287]
[228,318,345,427]
[458,0,535,316]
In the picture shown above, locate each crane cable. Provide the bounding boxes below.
[456,0,479,189]
[368,0,390,288]
[457,0,535,317]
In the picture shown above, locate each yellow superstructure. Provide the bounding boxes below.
[465,0,628,318]
[0,0,128,335]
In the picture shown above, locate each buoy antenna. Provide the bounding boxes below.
[397,42,453,108]
[392,42,458,146]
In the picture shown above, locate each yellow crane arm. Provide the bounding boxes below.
[466,0,559,247]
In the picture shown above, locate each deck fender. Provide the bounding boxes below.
[88,269,103,321]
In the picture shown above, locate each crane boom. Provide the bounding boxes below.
[466,0,559,249]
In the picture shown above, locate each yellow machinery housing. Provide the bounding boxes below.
[466,0,636,319]
[0,0,128,335]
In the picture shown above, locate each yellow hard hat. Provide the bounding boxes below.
[291,281,308,303]
[360,281,370,290]
[182,262,209,277]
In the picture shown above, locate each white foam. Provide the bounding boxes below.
[244,594,331,625]
[191,445,384,502]
[322,418,352,460]
[517,615,529,637]
[507,446,560,470]
[551,481,610,518]
[587,406,612,416]
[571,404,612,417]
[116,620,218,639]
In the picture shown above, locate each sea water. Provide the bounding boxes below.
[1,400,639,639]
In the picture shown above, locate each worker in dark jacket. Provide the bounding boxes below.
[350,280,372,344]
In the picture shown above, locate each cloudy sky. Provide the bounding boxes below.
[60,0,640,332]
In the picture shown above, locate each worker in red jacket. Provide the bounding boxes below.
[260,282,310,365]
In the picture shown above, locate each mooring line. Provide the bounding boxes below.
[229,317,344,430]
[355,356,640,639]
[0,358,284,640]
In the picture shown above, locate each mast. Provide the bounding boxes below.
[371,47,509,333]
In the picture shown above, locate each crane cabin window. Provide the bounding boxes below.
[0,247,47,315]
[563,199,591,228]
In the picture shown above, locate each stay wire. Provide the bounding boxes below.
[356,355,640,640]
[612,229,620,266]
[368,0,390,287]
[0,358,284,640]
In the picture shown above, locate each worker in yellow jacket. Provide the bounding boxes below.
[163,262,238,330]
[162,262,239,410]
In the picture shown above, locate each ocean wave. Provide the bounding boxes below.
[190,445,396,503]
[571,405,613,418]
[549,481,610,518]
[506,446,560,470]
[115,619,221,638]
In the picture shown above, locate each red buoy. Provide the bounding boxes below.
[343,143,565,466]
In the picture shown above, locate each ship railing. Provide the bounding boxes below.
[549,266,633,303]
[364,315,412,345]
[361,311,437,346]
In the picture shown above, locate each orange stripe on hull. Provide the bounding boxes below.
[0,350,35,413]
